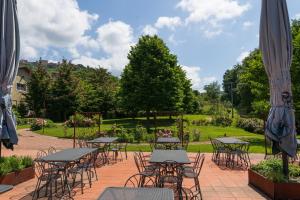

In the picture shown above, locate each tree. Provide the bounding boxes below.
[203,81,221,102]
[222,65,241,107]
[25,59,50,116]
[120,35,192,120]
[48,60,78,121]
[75,67,119,117]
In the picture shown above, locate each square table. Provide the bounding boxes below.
[156,137,180,144]
[215,137,249,145]
[149,150,191,164]
[41,147,98,162]
[87,137,118,144]
[39,147,98,198]
[98,187,174,200]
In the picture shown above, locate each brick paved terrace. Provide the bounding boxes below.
[1,129,269,200]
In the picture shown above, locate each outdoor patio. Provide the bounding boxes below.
[1,129,269,200]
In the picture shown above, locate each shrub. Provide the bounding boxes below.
[191,119,211,126]
[237,118,264,134]
[192,129,201,142]
[21,156,34,168]
[65,114,96,127]
[134,125,146,143]
[251,158,300,182]
[212,116,232,127]
[30,118,56,130]
[0,156,33,176]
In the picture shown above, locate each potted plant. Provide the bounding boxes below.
[249,158,300,200]
[0,155,34,185]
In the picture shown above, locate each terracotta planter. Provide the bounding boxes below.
[248,169,300,200]
[0,166,35,185]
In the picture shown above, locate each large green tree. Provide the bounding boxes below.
[75,67,119,117]
[120,35,193,119]
[25,60,51,116]
[48,60,78,121]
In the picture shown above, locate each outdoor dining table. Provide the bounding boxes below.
[149,150,191,164]
[40,147,98,199]
[156,137,181,149]
[87,137,119,144]
[98,187,174,200]
[215,137,249,167]
[87,137,119,164]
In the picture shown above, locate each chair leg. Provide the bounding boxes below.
[81,171,84,194]
[32,178,41,200]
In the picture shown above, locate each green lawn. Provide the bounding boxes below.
[29,114,267,153]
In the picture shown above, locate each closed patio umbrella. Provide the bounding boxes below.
[260,0,297,175]
[0,0,20,155]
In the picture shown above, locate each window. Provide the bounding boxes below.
[16,83,27,92]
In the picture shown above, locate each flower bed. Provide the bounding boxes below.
[0,156,34,185]
[249,158,300,200]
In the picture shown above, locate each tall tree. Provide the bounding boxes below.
[48,60,78,121]
[120,35,191,119]
[203,81,221,103]
[25,59,50,116]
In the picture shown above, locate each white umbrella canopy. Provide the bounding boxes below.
[260,0,297,157]
[0,0,20,152]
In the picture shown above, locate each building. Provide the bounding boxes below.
[11,63,31,106]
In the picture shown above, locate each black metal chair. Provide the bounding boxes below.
[32,151,63,199]
[182,154,205,200]
[68,151,98,194]
[124,173,156,188]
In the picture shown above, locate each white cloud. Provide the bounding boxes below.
[237,51,250,63]
[155,17,182,30]
[73,21,134,74]
[203,29,223,38]
[18,0,98,59]
[295,13,300,19]
[177,0,250,24]
[181,65,216,91]
[142,25,158,36]
[176,0,250,37]
[242,21,254,29]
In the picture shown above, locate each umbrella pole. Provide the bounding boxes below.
[282,152,289,178]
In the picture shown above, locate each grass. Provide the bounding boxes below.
[26,114,267,153]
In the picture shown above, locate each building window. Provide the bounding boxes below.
[16,83,27,92]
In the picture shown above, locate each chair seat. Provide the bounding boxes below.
[160,176,180,184]
[183,171,197,178]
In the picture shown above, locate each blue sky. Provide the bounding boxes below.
[18,0,300,91]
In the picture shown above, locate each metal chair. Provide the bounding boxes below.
[124,173,156,188]
[182,154,205,200]
[32,151,63,199]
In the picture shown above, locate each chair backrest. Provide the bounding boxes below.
[133,153,143,173]
[34,150,48,177]
[193,151,201,168]
[124,173,155,188]
[194,154,205,177]
[48,146,56,155]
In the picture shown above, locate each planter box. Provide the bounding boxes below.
[0,166,34,185]
[248,169,300,200]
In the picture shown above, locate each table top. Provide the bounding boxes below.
[215,137,249,145]
[40,148,98,162]
[149,150,191,164]
[0,185,13,194]
[87,137,118,144]
[98,187,174,200]
[156,137,180,143]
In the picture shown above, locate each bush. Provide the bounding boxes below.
[237,118,264,134]
[191,119,211,126]
[212,116,232,127]
[0,156,33,176]
[65,114,96,127]
[192,129,201,142]
[134,125,146,143]
[251,158,300,182]
[30,118,56,131]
